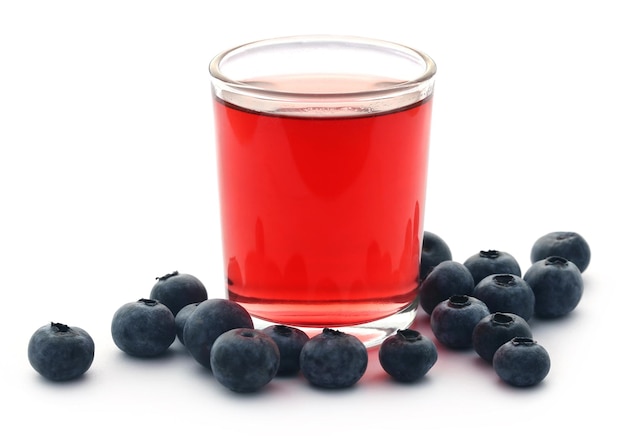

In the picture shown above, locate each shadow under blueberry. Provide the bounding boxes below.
[115,346,178,366]
[33,370,92,388]
[186,363,299,399]
[366,368,437,389]
[493,375,549,393]
[300,381,364,394]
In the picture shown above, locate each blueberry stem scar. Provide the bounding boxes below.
[322,328,344,337]
[51,322,70,332]
[493,274,516,286]
[492,313,513,326]
[511,337,536,346]
[156,271,179,281]
[273,325,294,336]
[397,329,422,342]
[546,256,568,266]
[449,295,471,307]
[479,250,500,259]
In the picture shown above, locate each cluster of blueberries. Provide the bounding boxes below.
[420,230,590,387]
[27,231,590,392]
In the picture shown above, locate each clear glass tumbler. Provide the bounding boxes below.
[209,35,436,346]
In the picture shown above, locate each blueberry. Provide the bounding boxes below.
[430,295,490,349]
[210,328,280,393]
[261,325,310,376]
[471,274,535,321]
[299,328,368,389]
[472,312,533,363]
[111,298,176,357]
[418,260,475,315]
[531,231,591,273]
[183,298,254,369]
[378,329,438,383]
[523,256,584,319]
[174,302,201,346]
[28,322,95,381]
[150,271,208,316]
[420,231,453,281]
[463,250,522,286]
[493,337,550,387]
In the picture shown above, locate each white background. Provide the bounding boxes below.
[1,0,624,437]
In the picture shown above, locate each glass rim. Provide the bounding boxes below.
[208,35,437,101]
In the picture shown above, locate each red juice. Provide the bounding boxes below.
[213,78,432,327]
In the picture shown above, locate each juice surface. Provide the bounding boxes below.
[214,86,432,327]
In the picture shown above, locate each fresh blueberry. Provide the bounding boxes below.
[471,274,535,321]
[523,256,584,319]
[472,312,533,363]
[210,328,280,393]
[183,298,254,369]
[174,302,201,346]
[111,298,176,357]
[493,337,550,387]
[150,271,208,316]
[420,231,453,281]
[299,328,368,389]
[418,260,475,315]
[531,231,591,273]
[261,325,310,376]
[463,250,522,286]
[378,329,438,383]
[430,295,490,349]
[28,322,95,381]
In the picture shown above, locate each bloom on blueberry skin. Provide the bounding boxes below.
[464,250,522,286]
[210,328,280,393]
[378,329,438,382]
[472,312,533,363]
[530,231,591,273]
[299,328,368,389]
[523,256,583,319]
[28,322,95,381]
[183,298,254,369]
[261,325,310,376]
[111,298,176,357]
[150,271,208,316]
[420,231,453,281]
[418,260,475,316]
[430,295,490,349]
[493,337,550,387]
[472,274,535,321]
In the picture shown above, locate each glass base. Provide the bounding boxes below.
[249,299,420,348]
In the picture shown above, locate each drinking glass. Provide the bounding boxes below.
[209,35,436,346]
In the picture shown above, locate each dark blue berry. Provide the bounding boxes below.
[530,231,591,273]
[28,322,95,381]
[523,256,584,319]
[183,298,254,369]
[174,302,201,346]
[472,274,535,321]
[378,329,438,383]
[299,328,368,389]
[463,250,521,286]
[418,260,475,315]
[210,328,280,393]
[472,312,533,363]
[111,298,176,357]
[430,295,490,349]
[420,231,453,281]
[493,337,550,387]
[150,271,208,316]
[261,325,310,376]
